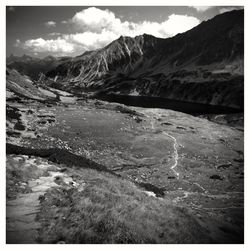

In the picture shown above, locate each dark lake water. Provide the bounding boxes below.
[95,94,242,115]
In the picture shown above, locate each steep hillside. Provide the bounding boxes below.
[6,68,47,100]
[6,68,62,102]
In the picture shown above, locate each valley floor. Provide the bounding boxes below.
[6,95,244,243]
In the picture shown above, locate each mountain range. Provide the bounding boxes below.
[7,9,244,109]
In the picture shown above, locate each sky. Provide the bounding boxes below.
[6,6,243,58]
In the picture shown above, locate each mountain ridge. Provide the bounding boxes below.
[46,10,243,80]
[7,9,244,109]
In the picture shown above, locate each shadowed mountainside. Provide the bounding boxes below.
[43,10,244,108]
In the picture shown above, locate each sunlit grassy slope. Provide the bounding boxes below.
[38,167,212,244]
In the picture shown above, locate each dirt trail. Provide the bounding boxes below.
[148,112,180,179]
[163,131,179,179]
[6,158,74,243]
[7,193,41,243]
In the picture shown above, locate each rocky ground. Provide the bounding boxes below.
[6,90,244,243]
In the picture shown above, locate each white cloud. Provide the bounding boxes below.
[159,14,200,36]
[69,8,200,38]
[63,31,119,51]
[191,6,213,12]
[71,7,120,33]
[14,39,21,46]
[219,6,243,14]
[21,38,74,55]
[45,21,56,27]
[18,7,200,56]
[48,32,61,36]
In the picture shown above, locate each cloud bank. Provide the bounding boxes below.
[45,21,56,27]
[190,6,213,12]
[17,7,200,56]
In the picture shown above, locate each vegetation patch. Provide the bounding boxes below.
[210,174,223,180]
[137,182,165,197]
[6,155,51,199]
[6,105,21,121]
[37,168,212,244]
[14,122,26,131]
[6,144,167,197]
[6,143,117,176]
[7,131,21,137]
[217,163,232,169]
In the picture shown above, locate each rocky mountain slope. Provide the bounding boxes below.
[43,10,244,109]
[6,68,73,103]
[6,68,48,101]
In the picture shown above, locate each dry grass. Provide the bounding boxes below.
[37,168,212,244]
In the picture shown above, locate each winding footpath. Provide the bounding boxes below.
[149,114,180,179]
[163,131,180,179]
[145,110,243,211]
